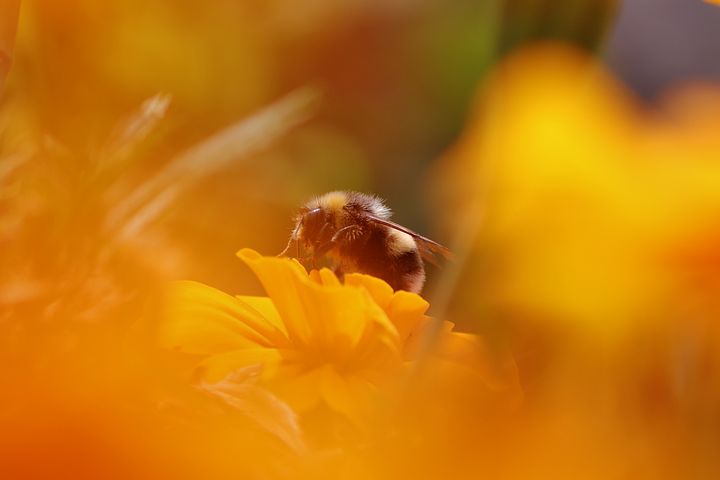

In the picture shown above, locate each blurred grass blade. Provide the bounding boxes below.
[106,87,321,240]
[102,93,172,164]
[0,151,27,183]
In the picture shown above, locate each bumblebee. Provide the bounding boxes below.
[278,191,450,293]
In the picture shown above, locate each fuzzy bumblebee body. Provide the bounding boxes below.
[279,191,450,294]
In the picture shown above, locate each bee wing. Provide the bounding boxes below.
[365,215,453,266]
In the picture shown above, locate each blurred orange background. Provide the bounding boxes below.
[3,1,720,479]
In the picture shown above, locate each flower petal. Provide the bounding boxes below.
[317,268,342,287]
[269,366,326,413]
[238,249,400,355]
[308,268,342,287]
[234,295,287,337]
[198,371,306,453]
[238,249,314,345]
[435,332,521,393]
[387,290,430,343]
[344,273,394,311]
[344,273,428,351]
[161,280,287,354]
[320,366,378,426]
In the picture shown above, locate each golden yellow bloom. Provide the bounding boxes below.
[429,43,720,480]
[158,248,487,428]
[446,43,720,340]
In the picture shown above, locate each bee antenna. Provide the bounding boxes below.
[277,237,295,257]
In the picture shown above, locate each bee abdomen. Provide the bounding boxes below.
[393,249,425,293]
[360,229,420,293]
[338,224,426,293]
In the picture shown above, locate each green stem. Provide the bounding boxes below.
[497,0,620,55]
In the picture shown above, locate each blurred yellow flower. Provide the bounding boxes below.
[447,43,720,340]
[158,248,483,428]
[430,44,720,478]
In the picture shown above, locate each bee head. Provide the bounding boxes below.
[298,207,335,252]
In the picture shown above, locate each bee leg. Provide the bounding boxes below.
[333,265,346,283]
[296,253,312,263]
[313,241,335,258]
[331,225,363,245]
[313,225,363,257]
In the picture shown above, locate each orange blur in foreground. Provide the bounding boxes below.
[442,43,720,479]
[3,43,720,479]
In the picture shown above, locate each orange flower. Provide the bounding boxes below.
[158,248,490,428]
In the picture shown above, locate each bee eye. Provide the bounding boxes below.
[305,208,322,223]
[302,208,327,239]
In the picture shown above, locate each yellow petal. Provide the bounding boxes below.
[238,248,399,355]
[269,366,326,413]
[317,268,342,287]
[234,295,287,337]
[435,332,521,392]
[308,269,322,285]
[387,290,430,343]
[160,281,287,354]
[307,268,341,287]
[342,276,405,348]
[238,249,314,345]
[344,273,394,310]
[401,317,451,360]
[198,370,305,453]
[319,366,378,426]
[344,273,428,350]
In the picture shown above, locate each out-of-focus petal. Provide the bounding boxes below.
[319,366,378,427]
[436,332,521,394]
[197,369,306,453]
[197,348,285,383]
[447,44,720,338]
[269,366,327,414]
